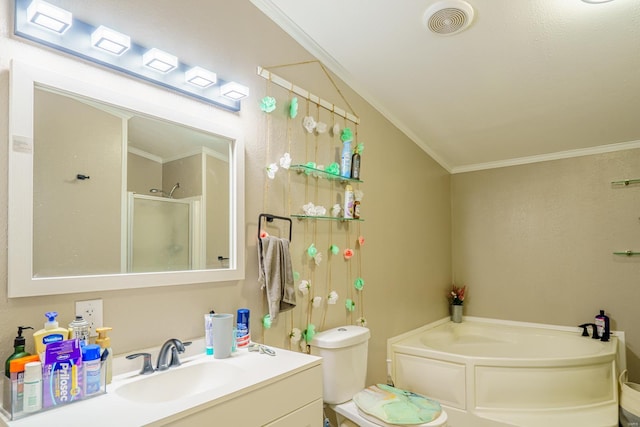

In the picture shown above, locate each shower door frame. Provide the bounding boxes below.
[126,192,204,273]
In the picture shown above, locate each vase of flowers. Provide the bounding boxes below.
[449,284,466,323]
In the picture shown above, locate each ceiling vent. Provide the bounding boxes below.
[424,0,475,36]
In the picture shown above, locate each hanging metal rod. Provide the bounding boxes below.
[257,66,360,125]
[613,250,640,257]
[611,178,640,186]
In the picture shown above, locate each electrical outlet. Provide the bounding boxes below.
[75,299,103,337]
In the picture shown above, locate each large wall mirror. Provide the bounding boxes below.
[8,60,245,297]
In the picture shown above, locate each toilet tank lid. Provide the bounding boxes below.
[310,325,370,349]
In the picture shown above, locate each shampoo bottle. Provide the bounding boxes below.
[595,310,610,341]
[4,326,33,378]
[33,312,69,360]
[95,327,113,384]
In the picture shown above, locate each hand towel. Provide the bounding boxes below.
[258,236,296,321]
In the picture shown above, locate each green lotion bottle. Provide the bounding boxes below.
[4,326,33,378]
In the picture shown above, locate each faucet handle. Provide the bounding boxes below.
[578,324,590,337]
[126,352,155,375]
[169,341,192,367]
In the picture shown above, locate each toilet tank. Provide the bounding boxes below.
[309,325,370,404]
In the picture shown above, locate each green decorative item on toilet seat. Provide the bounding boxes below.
[353,384,442,425]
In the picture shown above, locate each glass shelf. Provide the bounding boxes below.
[611,178,640,186]
[290,164,363,183]
[613,251,640,256]
[291,214,364,222]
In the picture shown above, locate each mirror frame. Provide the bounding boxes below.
[8,59,245,297]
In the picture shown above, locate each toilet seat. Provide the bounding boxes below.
[332,400,448,427]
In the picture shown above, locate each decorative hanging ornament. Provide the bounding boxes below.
[328,291,339,304]
[260,96,277,113]
[262,314,272,329]
[303,116,317,133]
[289,97,298,118]
[345,299,356,312]
[304,324,316,343]
[343,248,354,260]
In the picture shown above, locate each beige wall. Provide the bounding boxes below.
[0,0,451,385]
[164,154,201,199]
[452,149,640,379]
[127,152,162,196]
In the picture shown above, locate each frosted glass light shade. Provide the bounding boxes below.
[185,66,217,88]
[26,0,72,34]
[142,48,178,73]
[220,82,250,100]
[91,25,130,56]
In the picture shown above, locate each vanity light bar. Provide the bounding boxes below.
[220,82,250,100]
[91,25,131,56]
[15,0,247,111]
[26,0,72,34]
[185,66,217,88]
[143,48,178,73]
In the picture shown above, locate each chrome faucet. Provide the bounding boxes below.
[156,338,191,371]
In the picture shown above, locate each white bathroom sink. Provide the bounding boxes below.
[115,360,244,403]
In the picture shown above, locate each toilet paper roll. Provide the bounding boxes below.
[211,313,233,359]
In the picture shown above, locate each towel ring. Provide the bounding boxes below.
[258,213,292,242]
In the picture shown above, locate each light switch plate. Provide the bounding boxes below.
[75,299,103,337]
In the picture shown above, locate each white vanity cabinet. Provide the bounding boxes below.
[160,363,323,427]
[0,347,322,427]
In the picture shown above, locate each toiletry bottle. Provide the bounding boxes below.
[8,355,40,416]
[68,315,90,348]
[33,312,69,360]
[205,312,214,356]
[23,361,42,413]
[343,185,354,219]
[340,140,352,178]
[595,310,610,342]
[236,308,250,348]
[5,326,33,378]
[353,190,362,219]
[95,327,113,384]
[350,149,361,180]
[82,344,102,396]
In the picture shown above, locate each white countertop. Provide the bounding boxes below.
[1,343,321,427]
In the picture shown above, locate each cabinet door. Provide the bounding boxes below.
[263,398,323,427]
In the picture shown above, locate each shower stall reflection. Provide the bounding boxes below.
[127,193,203,272]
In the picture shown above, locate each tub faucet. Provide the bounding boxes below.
[578,323,600,340]
[156,338,191,371]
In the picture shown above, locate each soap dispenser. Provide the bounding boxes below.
[95,327,113,384]
[4,326,33,378]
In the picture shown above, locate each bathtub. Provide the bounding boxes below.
[387,317,624,427]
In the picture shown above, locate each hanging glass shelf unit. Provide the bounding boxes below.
[613,250,640,256]
[290,164,363,183]
[291,214,363,222]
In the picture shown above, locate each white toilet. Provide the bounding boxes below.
[310,326,448,427]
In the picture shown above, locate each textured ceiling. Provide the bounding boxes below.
[250,0,640,172]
